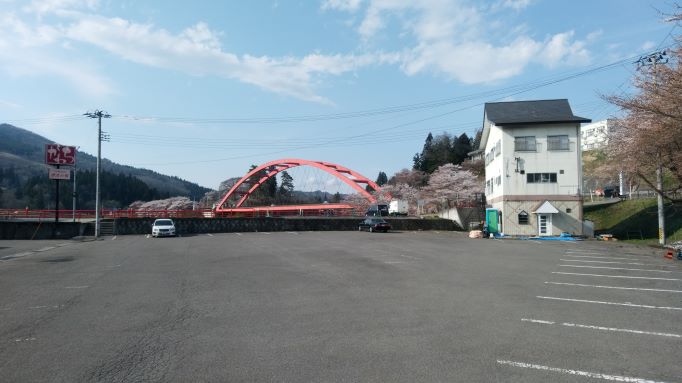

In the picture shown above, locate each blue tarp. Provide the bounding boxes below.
[518,236,581,241]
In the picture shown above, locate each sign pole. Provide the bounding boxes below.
[55,165,60,225]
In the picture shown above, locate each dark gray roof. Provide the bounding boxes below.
[484,99,591,125]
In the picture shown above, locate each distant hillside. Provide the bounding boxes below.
[0,123,212,208]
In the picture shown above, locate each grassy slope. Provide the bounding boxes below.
[584,198,682,244]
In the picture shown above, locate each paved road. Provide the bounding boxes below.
[0,232,680,382]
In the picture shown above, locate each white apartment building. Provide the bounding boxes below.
[480,99,591,236]
[581,119,611,150]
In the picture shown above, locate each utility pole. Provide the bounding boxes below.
[84,110,111,238]
[636,50,668,245]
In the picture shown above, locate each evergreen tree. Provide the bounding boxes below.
[278,171,294,201]
[472,129,482,150]
[452,133,472,165]
[375,171,388,186]
[414,133,434,172]
[245,165,277,205]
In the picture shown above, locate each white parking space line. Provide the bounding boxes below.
[545,281,682,293]
[559,265,672,273]
[521,318,555,324]
[235,233,243,236]
[563,254,656,261]
[565,251,607,255]
[497,360,671,382]
[536,296,682,311]
[286,232,299,235]
[13,338,37,343]
[561,322,682,338]
[34,247,55,252]
[522,318,682,338]
[206,233,214,237]
[560,259,658,266]
[1,252,33,260]
[111,236,117,240]
[28,305,63,310]
[553,272,680,281]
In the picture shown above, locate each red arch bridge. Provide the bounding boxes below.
[214,158,387,217]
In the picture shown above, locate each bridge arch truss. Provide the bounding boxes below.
[214,158,383,213]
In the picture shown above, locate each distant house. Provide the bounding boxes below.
[480,99,591,236]
[581,119,612,151]
[467,148,484,162]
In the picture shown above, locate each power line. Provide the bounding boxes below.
[112,47,666,126]
[117,46,671,168]
[5,46,670,130]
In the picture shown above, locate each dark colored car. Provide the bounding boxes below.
[358,218,391,233]
[365,203,389,217]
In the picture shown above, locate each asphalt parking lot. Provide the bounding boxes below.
[0,231,680,382]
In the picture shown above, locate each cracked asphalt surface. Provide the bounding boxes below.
[0,232,680,382]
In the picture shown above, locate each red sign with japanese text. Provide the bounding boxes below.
[45,144,77,166]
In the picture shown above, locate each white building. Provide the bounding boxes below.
[480,99,591,236]
[581,119,611,150]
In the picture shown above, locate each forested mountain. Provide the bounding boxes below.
[0,123,211,209]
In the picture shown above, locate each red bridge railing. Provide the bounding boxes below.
[0,206,365,221]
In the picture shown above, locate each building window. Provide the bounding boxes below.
[515,136,536,152]
[495,140,501,156]
[518,211,529,225]
[566,208,572,213]
[548,135,569,150]
[526,173,557,183]
[495,175,501,185]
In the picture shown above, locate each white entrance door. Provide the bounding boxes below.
[538,214,552,236]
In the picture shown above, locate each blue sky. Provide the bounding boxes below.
[0,0,676,190]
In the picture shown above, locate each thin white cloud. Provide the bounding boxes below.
[497,0,532,11]
[1,0,597,103]
[350,0,593,83]
[62,15,391,103]
[0,13,114,97]
[23,0,98,15]
[0,99,21,109]
[640,41,656,51]
[540,31,591,67]
[1,8,388,103]
[321,0,364,12]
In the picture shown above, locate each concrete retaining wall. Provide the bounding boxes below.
[1,217,460,239]
[0,222,85,240]
[115,217,460,235]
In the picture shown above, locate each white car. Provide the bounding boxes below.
[151,219,176,237]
